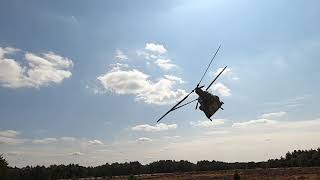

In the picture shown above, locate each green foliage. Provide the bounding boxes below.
[0,154,9,180]
[5,148,320,180]
[127,174,138,180]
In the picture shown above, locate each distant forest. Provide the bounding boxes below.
[1,148,320,180]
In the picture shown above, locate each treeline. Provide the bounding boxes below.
[1,148,320,180]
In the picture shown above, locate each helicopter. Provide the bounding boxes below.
[156,45,227,123]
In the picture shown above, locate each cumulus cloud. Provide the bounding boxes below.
[137,43,177,71]
[132,123,177,132]
[32,138,57,144]
[97,67,187,105]
[232,119,277,128]
[0,47,73,88]
[190,119,225,128]
[136,50,159,60]
[163,75,185,84]
[145,43,167,54]
[96,44,185,105]
[136,137,152,142]
[88,139,104,145]
[0,130,20,137]
[261,111,287,119]
[211,82,231,97]
[154,59,176,70]
[115,50,128,61]
[214,67,239,80]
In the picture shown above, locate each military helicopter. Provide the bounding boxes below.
[156,45,227,123]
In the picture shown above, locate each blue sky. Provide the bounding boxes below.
[1,0,320,167]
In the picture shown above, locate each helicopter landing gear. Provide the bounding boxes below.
[220,101,224,110]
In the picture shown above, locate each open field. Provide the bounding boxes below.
[70,167,320,180]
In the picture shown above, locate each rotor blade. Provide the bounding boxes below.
[197,44,221,87]
[173,98,198,110]
[206,66,227,91]
[156,90,194,123]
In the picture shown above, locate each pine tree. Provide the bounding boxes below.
[0,154,8,180]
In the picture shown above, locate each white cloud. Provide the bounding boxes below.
[261,111,287,119]
[32,138,57,144]
[154,59,177,70]
[4,118,320,168]
[164,75,184,84]
[115,50,128,61]
[70,152,84,156]
[211,82,231,97]
[24,52,73,87]
[132,123,177,132]
[0,47,19,57]
[88,139,104,145]
[190,119,225,128]
[136,50,161,61]
[0,130,24,144]
[60,137,76,142]
[232,119,277,128]
[0,47,73,88]
[136,137,152,142]
[0,47,31,88]
[137,50,153,60]
[214,67,239,80]
[97,67,187,105]
[145,43,167,54]
[97,43,183,105]
[161,127,320,163]
[0,136,24,144]
[111,63,129,70]
[98,69,149,94]
[0,130,20,137]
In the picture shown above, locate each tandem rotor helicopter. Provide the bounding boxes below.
[156,45,227,123]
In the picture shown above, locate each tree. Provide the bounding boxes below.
[0,154,8,180]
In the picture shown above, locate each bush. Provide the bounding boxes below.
[0,154,8,180]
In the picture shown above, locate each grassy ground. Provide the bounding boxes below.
[65,167,320,180]
[133,167,320,180]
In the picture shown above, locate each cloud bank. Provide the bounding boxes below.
[0,47,73,88]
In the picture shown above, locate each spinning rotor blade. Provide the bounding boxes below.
[156,90,194,123]
[156,45,223,123]
[206,66,227,91]
[197,45,221,87]
[173,98,198,110]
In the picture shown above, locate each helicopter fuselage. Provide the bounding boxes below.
[195,88,223,120]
